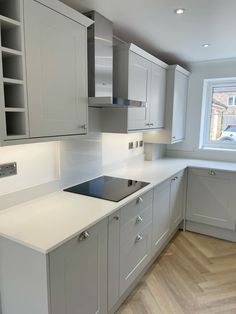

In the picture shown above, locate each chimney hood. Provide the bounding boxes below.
[85,11,146,108]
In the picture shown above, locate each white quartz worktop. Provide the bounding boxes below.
[1,158,236,254]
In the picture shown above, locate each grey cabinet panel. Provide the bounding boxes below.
[24,0,88,138]
[187,168,236,230]
[49,219,108,314]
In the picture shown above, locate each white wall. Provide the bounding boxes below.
[167,58,236,162]
[0,142,60,196]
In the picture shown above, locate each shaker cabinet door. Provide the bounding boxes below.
[128,51,150,130]
[170,170,185,231]
[24,0,88,137]
[152,179,171,254]
[49,219,108,314]
[171,70,188,142]
[187,168,236,230]
[149,63,166,129]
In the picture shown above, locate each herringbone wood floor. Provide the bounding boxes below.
[117,231,236,314]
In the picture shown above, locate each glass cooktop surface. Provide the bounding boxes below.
[64,176,150,202]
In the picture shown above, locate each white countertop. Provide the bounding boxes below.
[1,158,236,254]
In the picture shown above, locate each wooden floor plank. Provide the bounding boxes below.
[117,231,236,314]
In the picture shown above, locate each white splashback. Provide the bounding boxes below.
[0,132,144,209]
[60,132,144,188]
[102,133,144,167]
[0,142,60,196]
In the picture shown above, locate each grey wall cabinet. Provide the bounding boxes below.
[101,44,168,133]
[0,0,93,146]
[144,65,190,144]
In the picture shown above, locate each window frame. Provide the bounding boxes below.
[200,77,236,150]
[227,95,236,106]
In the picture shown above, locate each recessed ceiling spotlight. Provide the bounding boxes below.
[202,44,210,48]
[175,8,185,15]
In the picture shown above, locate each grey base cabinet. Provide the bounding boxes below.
[187,168,236,230]
[152,170,186,256]
[152,179,171,253]
[0,219,108,314]
[108,190,153,311]
[49,219,108,314]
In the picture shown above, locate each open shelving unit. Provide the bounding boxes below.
[0,0,28,141]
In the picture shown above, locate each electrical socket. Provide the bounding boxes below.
[0,162,17,178]
[128,142,134,149]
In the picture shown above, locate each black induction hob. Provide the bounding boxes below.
[64,176,150,202]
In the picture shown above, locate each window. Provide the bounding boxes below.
[227,95,236,106]
[200,78,236,149]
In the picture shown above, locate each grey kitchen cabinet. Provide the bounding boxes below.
[0,0,93,146]
[107,190,153,311]
[24,0,89,138]
[170,170,186,231]
[149,62,166,129]
[144,65,190,144]
[108,211,120,311]
[119,190,153,294]
[101,44,168,133]
[0,219,108,314]
[49,219,108,314]
[186,168,236,230]
[152,179,171,254]
[152,170,186,256]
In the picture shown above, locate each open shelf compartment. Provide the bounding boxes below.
[2,54,23,80]
[3,83,25,108]
[0,0,21,22]
[5,111,27,136]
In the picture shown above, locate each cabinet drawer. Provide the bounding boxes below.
[120,205,152,244]
[120,190,153,226]
[120,222,152,295]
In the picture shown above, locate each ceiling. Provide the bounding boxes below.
[61,0,236,67]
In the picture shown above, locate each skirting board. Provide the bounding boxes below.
[186,220,236,243]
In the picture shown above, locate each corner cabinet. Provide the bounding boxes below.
[0,0,93,146]
[144,65,190,144]
[186,168,236,230]
[101,44,167,133]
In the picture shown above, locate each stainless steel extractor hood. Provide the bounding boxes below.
[85,11,146,108]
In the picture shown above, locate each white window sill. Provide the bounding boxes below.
[199,145,236,152]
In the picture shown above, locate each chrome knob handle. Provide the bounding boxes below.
[135,234,143,243]
[78,231,90,241]
[208,170,216,176]
[137,197,143,204]
[79,124,87,130]
[113,215,119,221]
[136,215,143,224]
[175,176,178,180]
[149,123,154,126]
